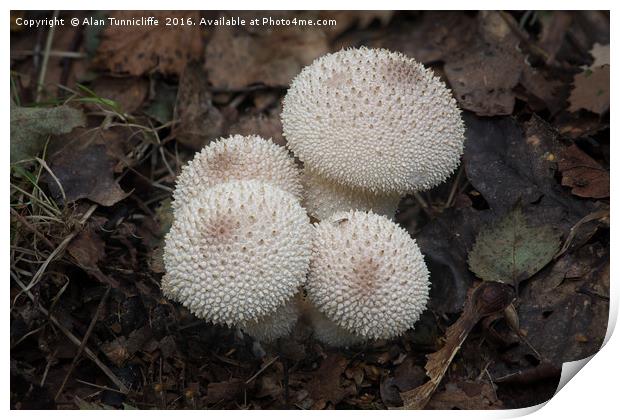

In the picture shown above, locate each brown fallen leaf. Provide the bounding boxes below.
[228,107,286,147]
[66,227,121,289]
[173,62,228,149]
[558,144,609,198]
[205,379,245,404]
[204,23,329,89]
[426,380,503,410]
[568,65,610,114]
[367,12,475,64]
[401,281,515,409]
[88,76,149,114]
[443,12,524,116]
[305,353,354,409]
[95,11,203,76]
[44,128,131,207]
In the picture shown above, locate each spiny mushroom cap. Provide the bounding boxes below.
[163,180,312,326]
[240,296,300,343]
[302,167,400,221]
[306,210,430,340]
[306,304,365,347]
[172,134,302,211]
[282,47,465,194]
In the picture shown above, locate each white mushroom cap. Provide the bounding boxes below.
[306,210,429,340]
[302,167,400,221]
[282,47,465,194]
[306,304,365,347]
[172,134,302,211]
[163,180,311,326]
[239,296,300,343]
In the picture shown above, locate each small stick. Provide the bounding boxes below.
[12,276,129,394]
[35,11,59,102]
[245,356,279,384]
[10,208,55,249]
[55,286,112,401]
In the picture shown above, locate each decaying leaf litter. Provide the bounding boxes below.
[10,10,609,409]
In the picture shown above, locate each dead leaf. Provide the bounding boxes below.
[589,43,610,67]
[67,229,105,268]
[463,114,596,231]
[558,144,609,198]
[228,107,286,147]
[44,128,131,206]
[173,62,227,149]
[88,77,149,114]
[95,11,203,76]
[10,104,86,163]
[444,12,523,116]
[366,12,475,64]
[427,380,503,409]
[401,282,514,409]
[568,65,610,114]
[468,207,562,287]
[204,24,329,89]
[205,379,244,404]
[306,354,353,408]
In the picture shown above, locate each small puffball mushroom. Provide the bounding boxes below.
[302,167,400,221]
[240,296,300,343]
[163,180,312,326]
[172,134,302,211]
[282,47,465,194]
[306,304,365,347]
[306,210,430,340]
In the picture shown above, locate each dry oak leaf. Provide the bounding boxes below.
[96,11,203,76]
[568,65,610,114]
[558,144,609,199]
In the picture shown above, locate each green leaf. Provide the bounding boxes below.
[10,104,86,163]
[468,207,561,286]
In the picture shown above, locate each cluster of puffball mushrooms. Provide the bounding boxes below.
[162,47,465,347]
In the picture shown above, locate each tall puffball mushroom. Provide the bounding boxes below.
[163,180,312,326]
[306,303,365,347]
[172,134,303,211]
[239,296,301,343]
[306,210,430,341]
[282,47,465,197]
[302,168,400,221]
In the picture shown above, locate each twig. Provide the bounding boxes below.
[35,10,59,102]
[412,192,433,218]
[444,165,464,209]
[245,356,279,384]
[55,286,112,401]
[17,204,97,299]
[10,208,55,249]
[12,276,129,394]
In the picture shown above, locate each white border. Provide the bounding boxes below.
[5,2,617,418]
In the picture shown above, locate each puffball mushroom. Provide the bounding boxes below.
[302,167,400,221]
[239,296,301,343]
[306,210,430,340]
[162,180,312,326]
[282,47,465,195]
[306,303,365,347]
[172,134,303,211]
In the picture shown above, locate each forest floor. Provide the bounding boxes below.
[10,10,609,409]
